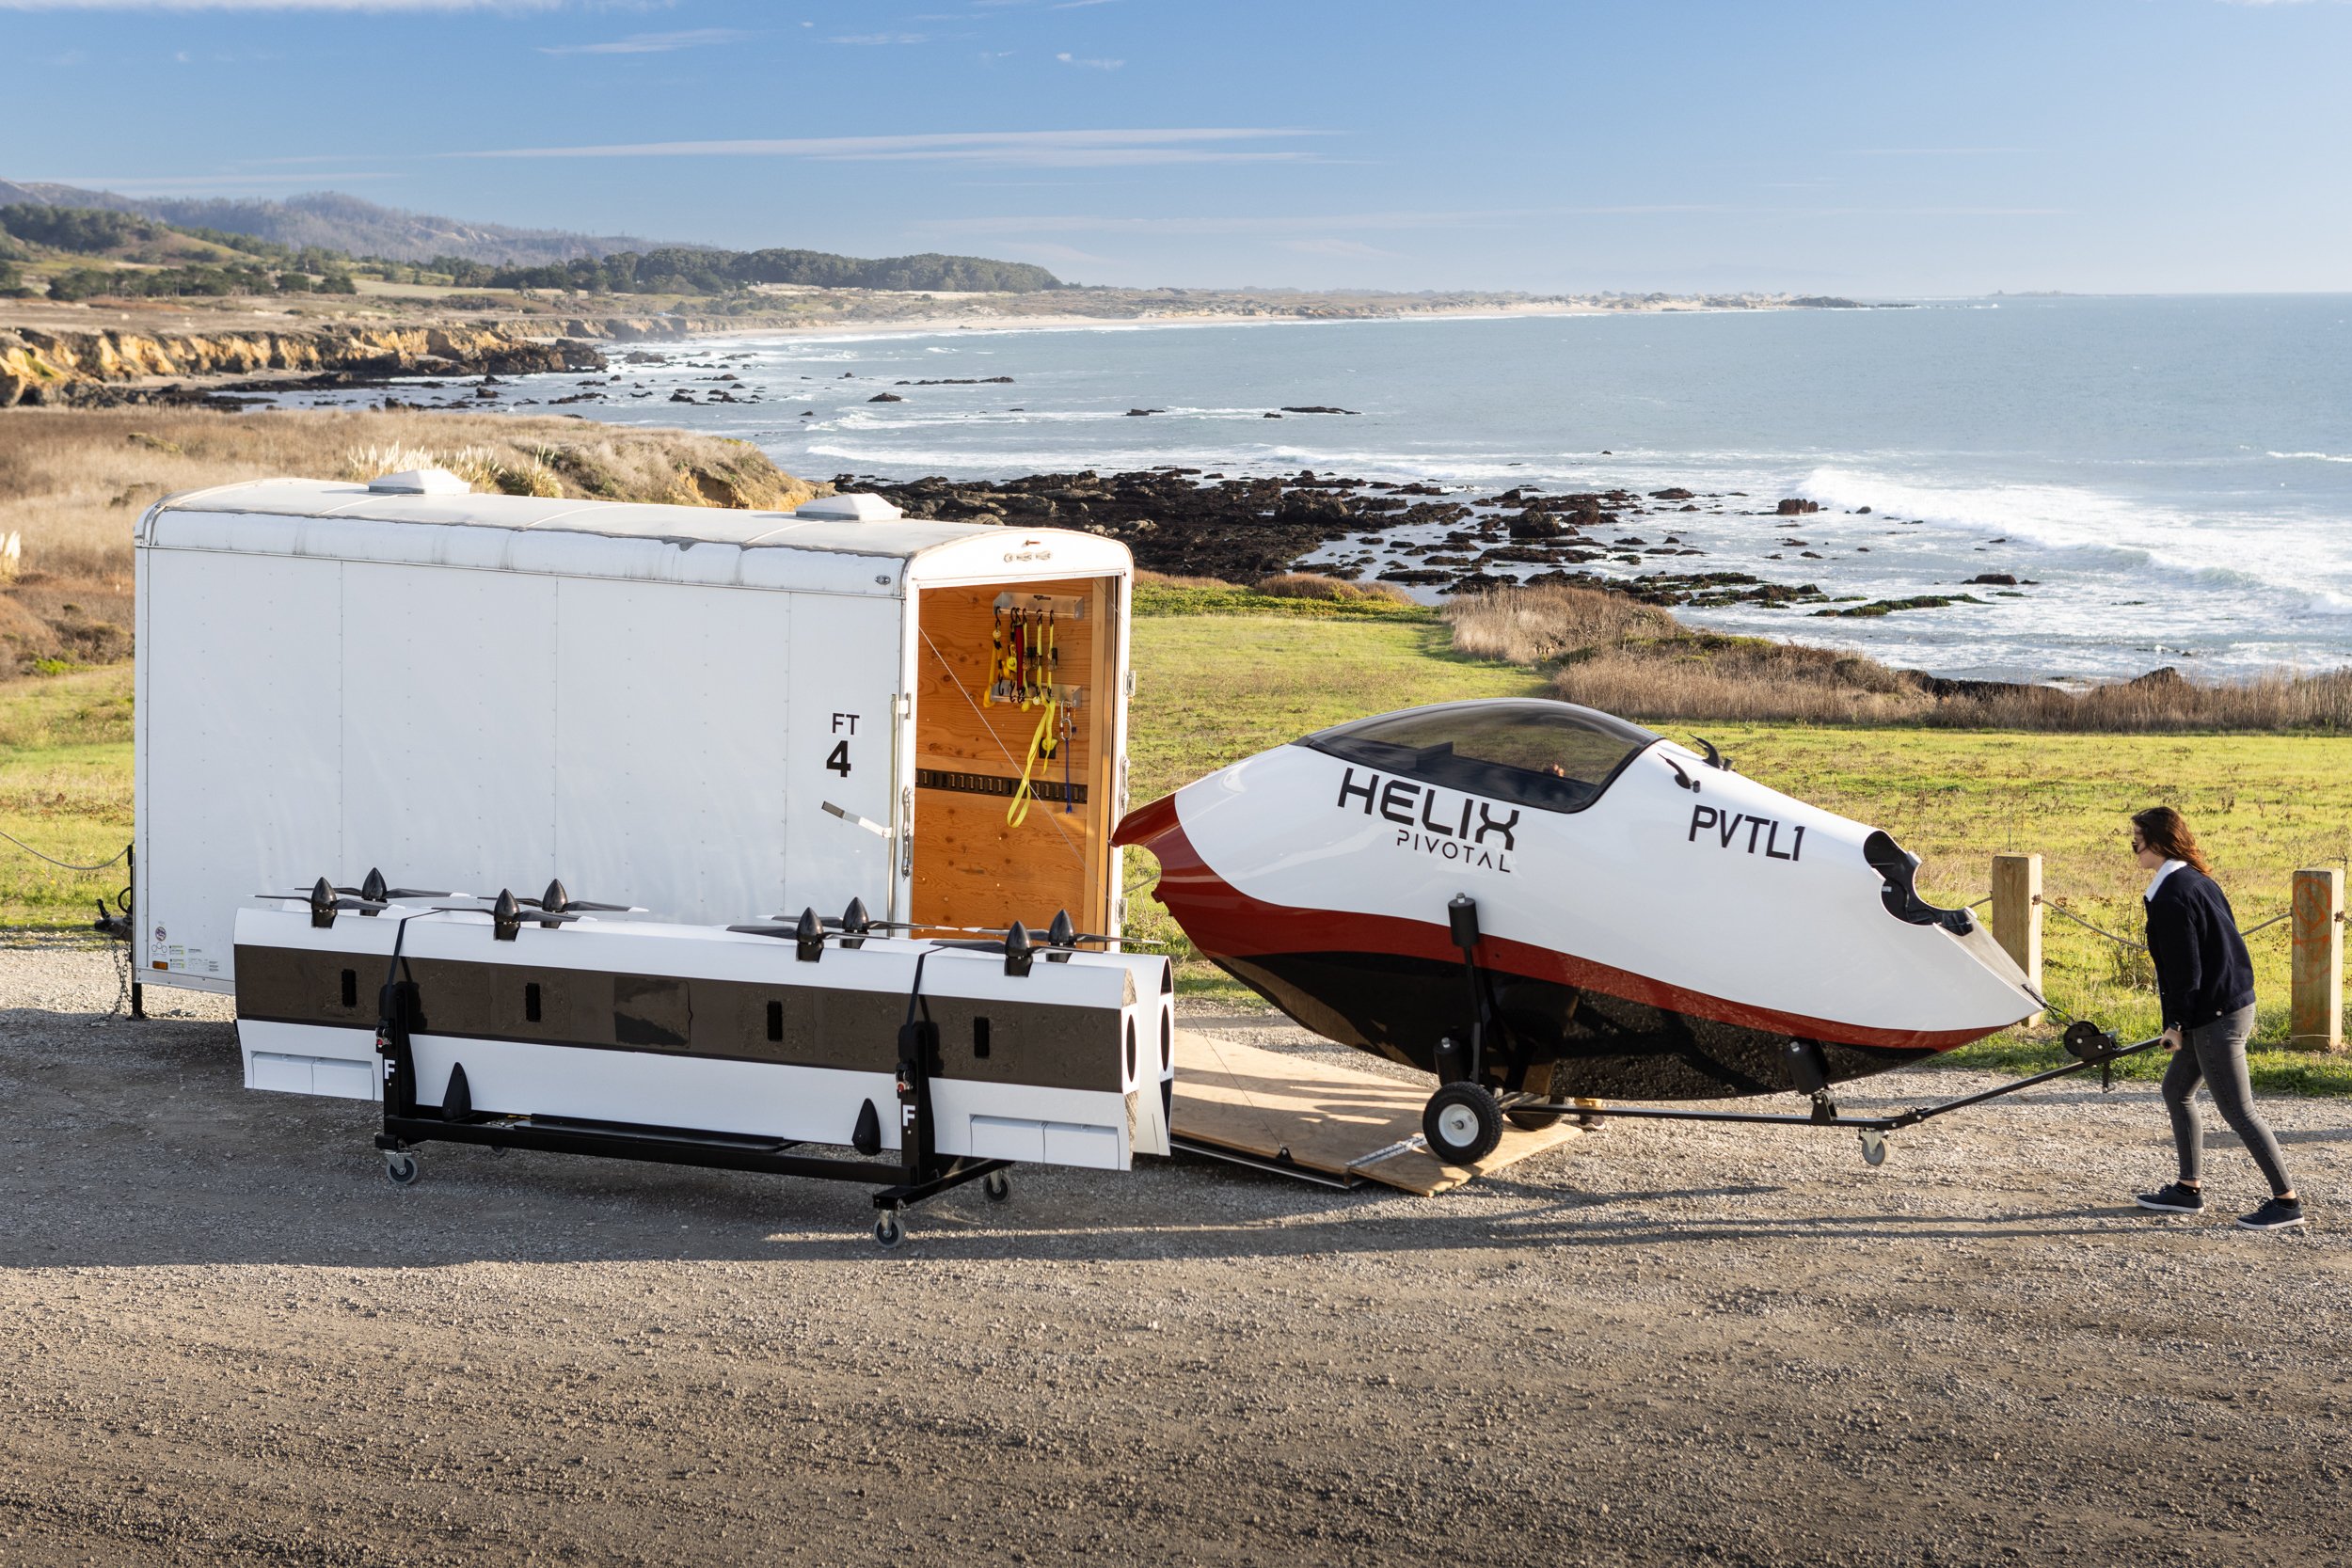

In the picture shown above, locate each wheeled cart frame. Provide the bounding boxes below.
[372,973,1009,1248]
[1421,894,2157,1168]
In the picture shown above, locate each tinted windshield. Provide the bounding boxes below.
[1300,700,1659,813]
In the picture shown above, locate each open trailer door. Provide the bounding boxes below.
[910,575,1122,937]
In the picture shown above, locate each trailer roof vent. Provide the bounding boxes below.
[367,467,472,497]
[793,492,904,523]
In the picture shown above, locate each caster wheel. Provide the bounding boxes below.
[1422,1083,1504,1165]
[486,1145,509,1159]
[1506,1099,1568,1132]
[874,1212,905,1249]
[1859,1130,1888,1167]
[383,1151,421,1187]
[982,1170,1012,1204]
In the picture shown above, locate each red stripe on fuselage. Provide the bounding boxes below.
[1121,800,1995,1054]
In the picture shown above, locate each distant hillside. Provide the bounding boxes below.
[0,181,1064,293]
[470,247,1062,295]
[0,182,658,265]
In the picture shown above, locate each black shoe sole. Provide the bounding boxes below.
[2234,1214,2308,1230]
[2135,1197,2203,1213]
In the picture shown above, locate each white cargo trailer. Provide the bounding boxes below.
[134,472,1136,998]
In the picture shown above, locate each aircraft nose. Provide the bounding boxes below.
[1113,790,1181,851]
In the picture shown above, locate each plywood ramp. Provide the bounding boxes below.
[1169,1028,1582,1196]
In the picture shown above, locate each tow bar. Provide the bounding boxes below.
[1498,1022,2160,1166]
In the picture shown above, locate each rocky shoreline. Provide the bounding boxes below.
[846,467,2015,620]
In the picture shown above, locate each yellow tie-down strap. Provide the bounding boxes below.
[1005,696,1060,828]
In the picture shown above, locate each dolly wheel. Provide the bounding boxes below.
[874,1212,905,1249]
[383,1151,421,1188]
[1859,1129,1888,1167]
[1506,1099,1568,1132]
[1423,1083,1504,1165]
[983,1170,1013,1204]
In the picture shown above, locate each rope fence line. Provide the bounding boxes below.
[0,830,129,874]
[2030,894,2293,954]
[1982,851,2345,1051]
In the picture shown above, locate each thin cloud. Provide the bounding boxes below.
[0,0,557,8]
[1837,147,2029,156]
[541,29,748,56]
[453,128,1333,166]
[1056,51,1122,69]
[35,170,401,188]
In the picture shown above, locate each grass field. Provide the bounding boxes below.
[1120,614,2352,1095]
[6,608,2347,1092]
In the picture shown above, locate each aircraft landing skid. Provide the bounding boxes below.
[1496,1023,2159,1166]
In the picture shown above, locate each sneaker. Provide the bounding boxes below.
[2135,1182,2205,1214]
[2235,1197,2308,1231]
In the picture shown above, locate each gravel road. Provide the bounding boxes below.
[3,941,2346,1567]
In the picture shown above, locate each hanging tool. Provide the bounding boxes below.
[1015,607,1031,708]
[984,602,1001,706]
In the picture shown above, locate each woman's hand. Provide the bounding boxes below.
[2163,1026,2185,1053]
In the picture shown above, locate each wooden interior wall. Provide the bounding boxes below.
[912,577,1116,933]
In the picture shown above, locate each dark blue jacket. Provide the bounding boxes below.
[2143,866,2256,1031]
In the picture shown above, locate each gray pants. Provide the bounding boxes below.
[2163,1004,2295,1196]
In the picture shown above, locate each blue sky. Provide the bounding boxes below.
[3,0,2347,294]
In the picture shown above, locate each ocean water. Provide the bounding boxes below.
[306,295,2352,683]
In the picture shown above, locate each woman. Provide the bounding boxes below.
[2128,807,2306,1230]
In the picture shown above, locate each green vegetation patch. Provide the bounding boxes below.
[8,612,2347,1097]
[1134,578,1435,622]
[0,665,134,930]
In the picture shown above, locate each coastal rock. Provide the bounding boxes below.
[1649,487,1695,500]
[1966,573,2019,586]
[1279,405,1359,415]
[867,392,904,403]
[1276,491,1354,523]
[1775,499,1821,515]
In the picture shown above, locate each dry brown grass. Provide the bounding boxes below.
[1443,584,2352,732]
[1442,582,1676,664]
[1251,572,1417,606]
[1135,569,1241,592]
[0,407,822,674]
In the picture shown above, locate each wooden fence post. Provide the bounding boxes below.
[1992,852,2042,1026]
[2291,867,2344,1053]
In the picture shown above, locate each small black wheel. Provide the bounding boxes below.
[486,1144,509,1160]
[383,1151,421,1187]
[1422,1083,1504,1165]
[874,1212,905,1249]
[982,1170,1012,1204]
[1506,1099,1568,1132]
[1859,1129,1888,1167]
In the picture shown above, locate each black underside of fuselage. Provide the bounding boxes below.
[1216,951,1933,1101]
